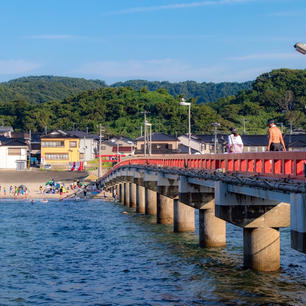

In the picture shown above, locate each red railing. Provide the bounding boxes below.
[103,152,306,181]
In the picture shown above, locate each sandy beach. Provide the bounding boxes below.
[0,169,89,200]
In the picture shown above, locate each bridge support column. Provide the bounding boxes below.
[199,200,226,248]
[157,194,173,224]
[130,183,137,208]
[119,183,124,203]
[174,200,195,232]
[136,185,145,214]
[145,189,157,215]
[124,182,130,206]
[243,227,280,271]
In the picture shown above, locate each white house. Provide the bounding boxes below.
[67,131,98,161]
[0,138,28,170]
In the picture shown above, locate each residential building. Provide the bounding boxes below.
[67,130,98,161]
[101,137,135,156]
[0,137,28,170]
[135,132,180,155]
[0,126,13,138]
[40,130,80,169]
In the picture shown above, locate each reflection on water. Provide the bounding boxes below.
[0,199,304,306]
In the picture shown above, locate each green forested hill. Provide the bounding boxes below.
[0,76,251,104]
[112,80,252,103]
[0,76,107,104]
[209,69,306,134]
[0,69,304,136]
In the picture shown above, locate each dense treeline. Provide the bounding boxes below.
[112,80,252,104]
[0,69,304,137]
[0,75,250,105]
[0,76,107,104]
[208,69,306,134]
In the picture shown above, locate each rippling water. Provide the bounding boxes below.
[0,199,305,306]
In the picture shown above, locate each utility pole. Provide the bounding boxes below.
[211,122,220,154]
[98,124,103,177]
[28,129,31,169]
[243,117,247,135]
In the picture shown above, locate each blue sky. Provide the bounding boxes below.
[0,0,305,83]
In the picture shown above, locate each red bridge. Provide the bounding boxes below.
[100,152,306,272]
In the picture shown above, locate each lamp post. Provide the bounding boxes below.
[145,121,152,155]
[294,42,306,131]
[141,111,150,156]
[179,98,191,155]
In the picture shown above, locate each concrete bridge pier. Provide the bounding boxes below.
[119,182,124,203]
[173,199,195,232]
[123,182,130,206]
[243,227,280,272]
[199,200,226,247]
[290,193,306,254]
[215,181,290,271]
[145,189,157,215]
[157,194,173,224]
[179,176,224,244]
[143,172,158,216]
[130,183,137,208]
[136,185,145,213]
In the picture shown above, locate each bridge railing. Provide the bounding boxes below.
[103,152,306,181]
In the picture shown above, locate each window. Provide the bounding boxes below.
[8,148,21,155]
[42,141,64,147]
[101,146,106,150]
[80,153,85,159]
[70,141,77,148]
[45,153,68,160]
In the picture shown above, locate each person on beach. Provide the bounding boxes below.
[228,127,244,153]
[3,187,6,197]
[9,186,13,195]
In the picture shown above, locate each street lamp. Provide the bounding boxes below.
[145,121,152,155]
[294,42,306,132]
[179,98,191,155]
[294,42,306,55]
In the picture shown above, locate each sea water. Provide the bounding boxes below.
[0,199,304,306]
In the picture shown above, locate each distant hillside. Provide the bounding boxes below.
[0,76,107,104]
[112,80,253,103]
[0,69,304,135]
[0,76,252,104]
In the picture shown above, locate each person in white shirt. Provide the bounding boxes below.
[228,127,244,153]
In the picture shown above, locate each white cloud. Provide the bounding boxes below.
[76,58,270,82]
[104,0,254,15]
[23,34,76,40]
[229,52,300,61]
[0,60,41,75]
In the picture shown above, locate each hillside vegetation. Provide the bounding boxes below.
[0,69,304,136]
[0,76,250,104]
[0,76,107,104]
[112,80,252,104]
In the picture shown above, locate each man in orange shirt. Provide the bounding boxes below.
[266,119,286,151]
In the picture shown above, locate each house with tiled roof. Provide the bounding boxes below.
[135,132,180,155]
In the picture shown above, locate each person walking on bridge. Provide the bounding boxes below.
[228,127,243,153]
[266,119,286,152]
